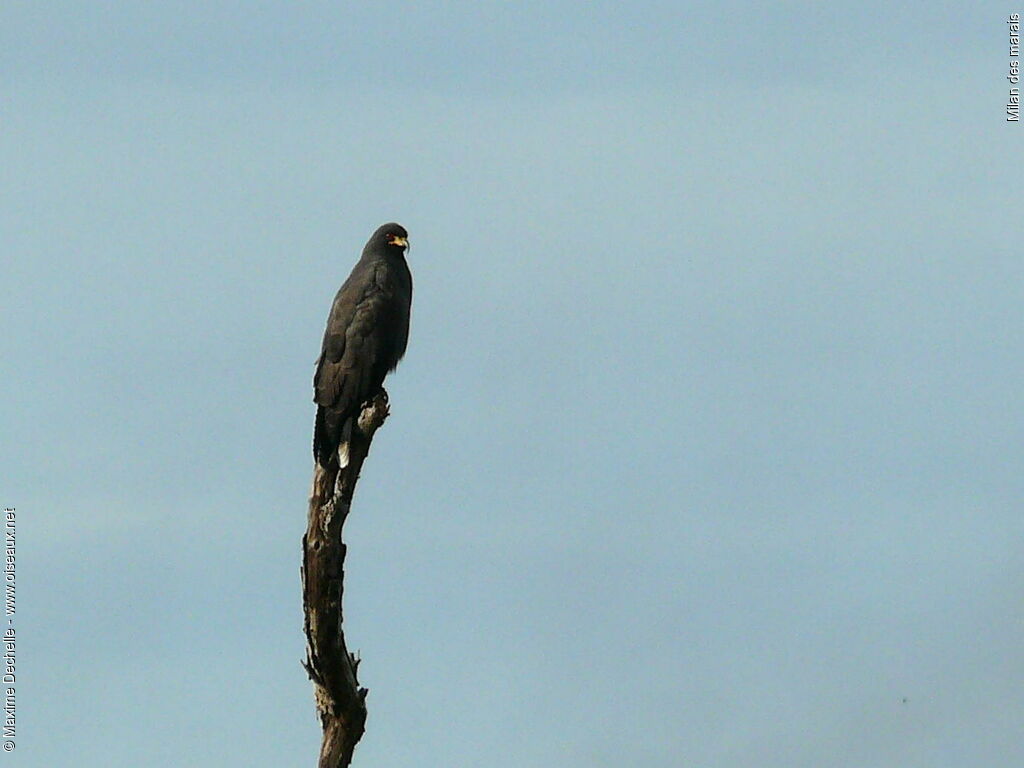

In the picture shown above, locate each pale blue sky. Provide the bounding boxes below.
[4,2,1022,766]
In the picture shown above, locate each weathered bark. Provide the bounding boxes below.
[301,390,390,768]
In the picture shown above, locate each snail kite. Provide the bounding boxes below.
[313,223,413,467]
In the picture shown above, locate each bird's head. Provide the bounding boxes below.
[366,222,409,254]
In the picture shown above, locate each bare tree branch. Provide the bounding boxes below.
[301,390,390,768]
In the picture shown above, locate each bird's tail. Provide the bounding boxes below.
[313,406,352,469]
[313,406,328,465]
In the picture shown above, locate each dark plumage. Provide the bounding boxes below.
[313,223,413,466]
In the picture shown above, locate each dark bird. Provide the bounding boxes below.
[313,223,413,467]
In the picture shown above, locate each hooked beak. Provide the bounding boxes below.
[388,235,409,249]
